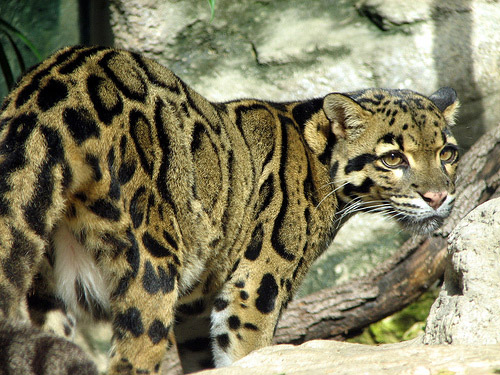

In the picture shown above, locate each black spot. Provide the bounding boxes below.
[303,162,319,207]
[244,224,263,261]
[118,161,136,185]
[62,162,73,189]
[87,74,124,125]
[343,178,374,198]
[243,322,259,331]
[395,135,405,151]
[16,66,52,108]
[88,199,121,221]
[114,307,144,337]
[142,232,172,258]
[162,230,178,251]
[256,174,274,213]
[240,290,249,300]
[41,125,65,163]
[148,320,170,344]
[379,132,395,144]
[402,123,409,130]
[0,112,37,156]
[74,192,87,202]
[23,162,53,235]
[234,280,245,288]
[318,129,337,165]
[37,78,68,111]
[107,148,121,200]
[58,46,106,75]
[191,121,205,153]
[63,107,100,145]
[213,298,229,311]
[271,117,298,262]
[112,271,133,299]
[177,298,205,316]
[125,229,141,275]
[329,160,339,180]
[216,334,230,350]
[228,315,241,330]
[255,273,279,314]
[130,186,146,228]
[344,153,377,174]
[154,100,173,202]
[291,98,324,127]
[142,260,175,294]
[86,154,102,181]
[2,228,36,290]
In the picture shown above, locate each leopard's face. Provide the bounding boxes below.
[324,88,459,234]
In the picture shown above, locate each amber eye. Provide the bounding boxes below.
[440,146,458,164]
[381,151,406,168]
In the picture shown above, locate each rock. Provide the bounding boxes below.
[194,340,500,375]
[423,197,500,345]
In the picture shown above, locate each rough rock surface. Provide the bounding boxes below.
[423,198,500,345]
[194,340,500,375]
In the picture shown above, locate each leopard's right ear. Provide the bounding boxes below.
[323,93,369,141]
[429,87,459,125]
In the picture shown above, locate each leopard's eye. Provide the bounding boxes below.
[440,146,458,164]
[381,151,406,168]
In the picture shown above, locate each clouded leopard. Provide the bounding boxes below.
[0,46,459,374]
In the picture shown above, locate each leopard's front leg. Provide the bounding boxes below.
[210,257,292,367]
[108,232,179,375]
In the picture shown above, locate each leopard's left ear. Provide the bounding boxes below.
[323,93,370,141]
[429,87,460,125]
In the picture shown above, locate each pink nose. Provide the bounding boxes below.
[421,191,448,210]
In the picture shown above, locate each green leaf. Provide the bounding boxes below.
[0,41,14,90]
[207,0,215,21]
[4,31,26,73]
[0,18,41,61]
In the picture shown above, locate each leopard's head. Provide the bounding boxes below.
[323,87,459,235]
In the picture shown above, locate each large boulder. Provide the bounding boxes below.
[423,198,500,344]
[194,340,500,375]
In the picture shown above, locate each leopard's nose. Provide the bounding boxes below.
[420,191,447,210]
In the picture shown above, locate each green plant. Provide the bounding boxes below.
[0,17,41,90]
[207,0,216,21]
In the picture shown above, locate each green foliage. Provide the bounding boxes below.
[207,0,216,21]
[349,287,440,345]
[0,17,41,91]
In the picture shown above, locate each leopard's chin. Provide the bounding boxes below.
[397,215,445,235]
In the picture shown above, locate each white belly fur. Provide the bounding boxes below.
[52,223,110,318]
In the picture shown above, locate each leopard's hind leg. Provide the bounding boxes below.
[0,113,96,374]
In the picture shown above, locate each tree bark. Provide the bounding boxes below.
[274,123,500,345]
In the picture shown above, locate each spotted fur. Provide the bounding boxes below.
[0,46,459,374]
